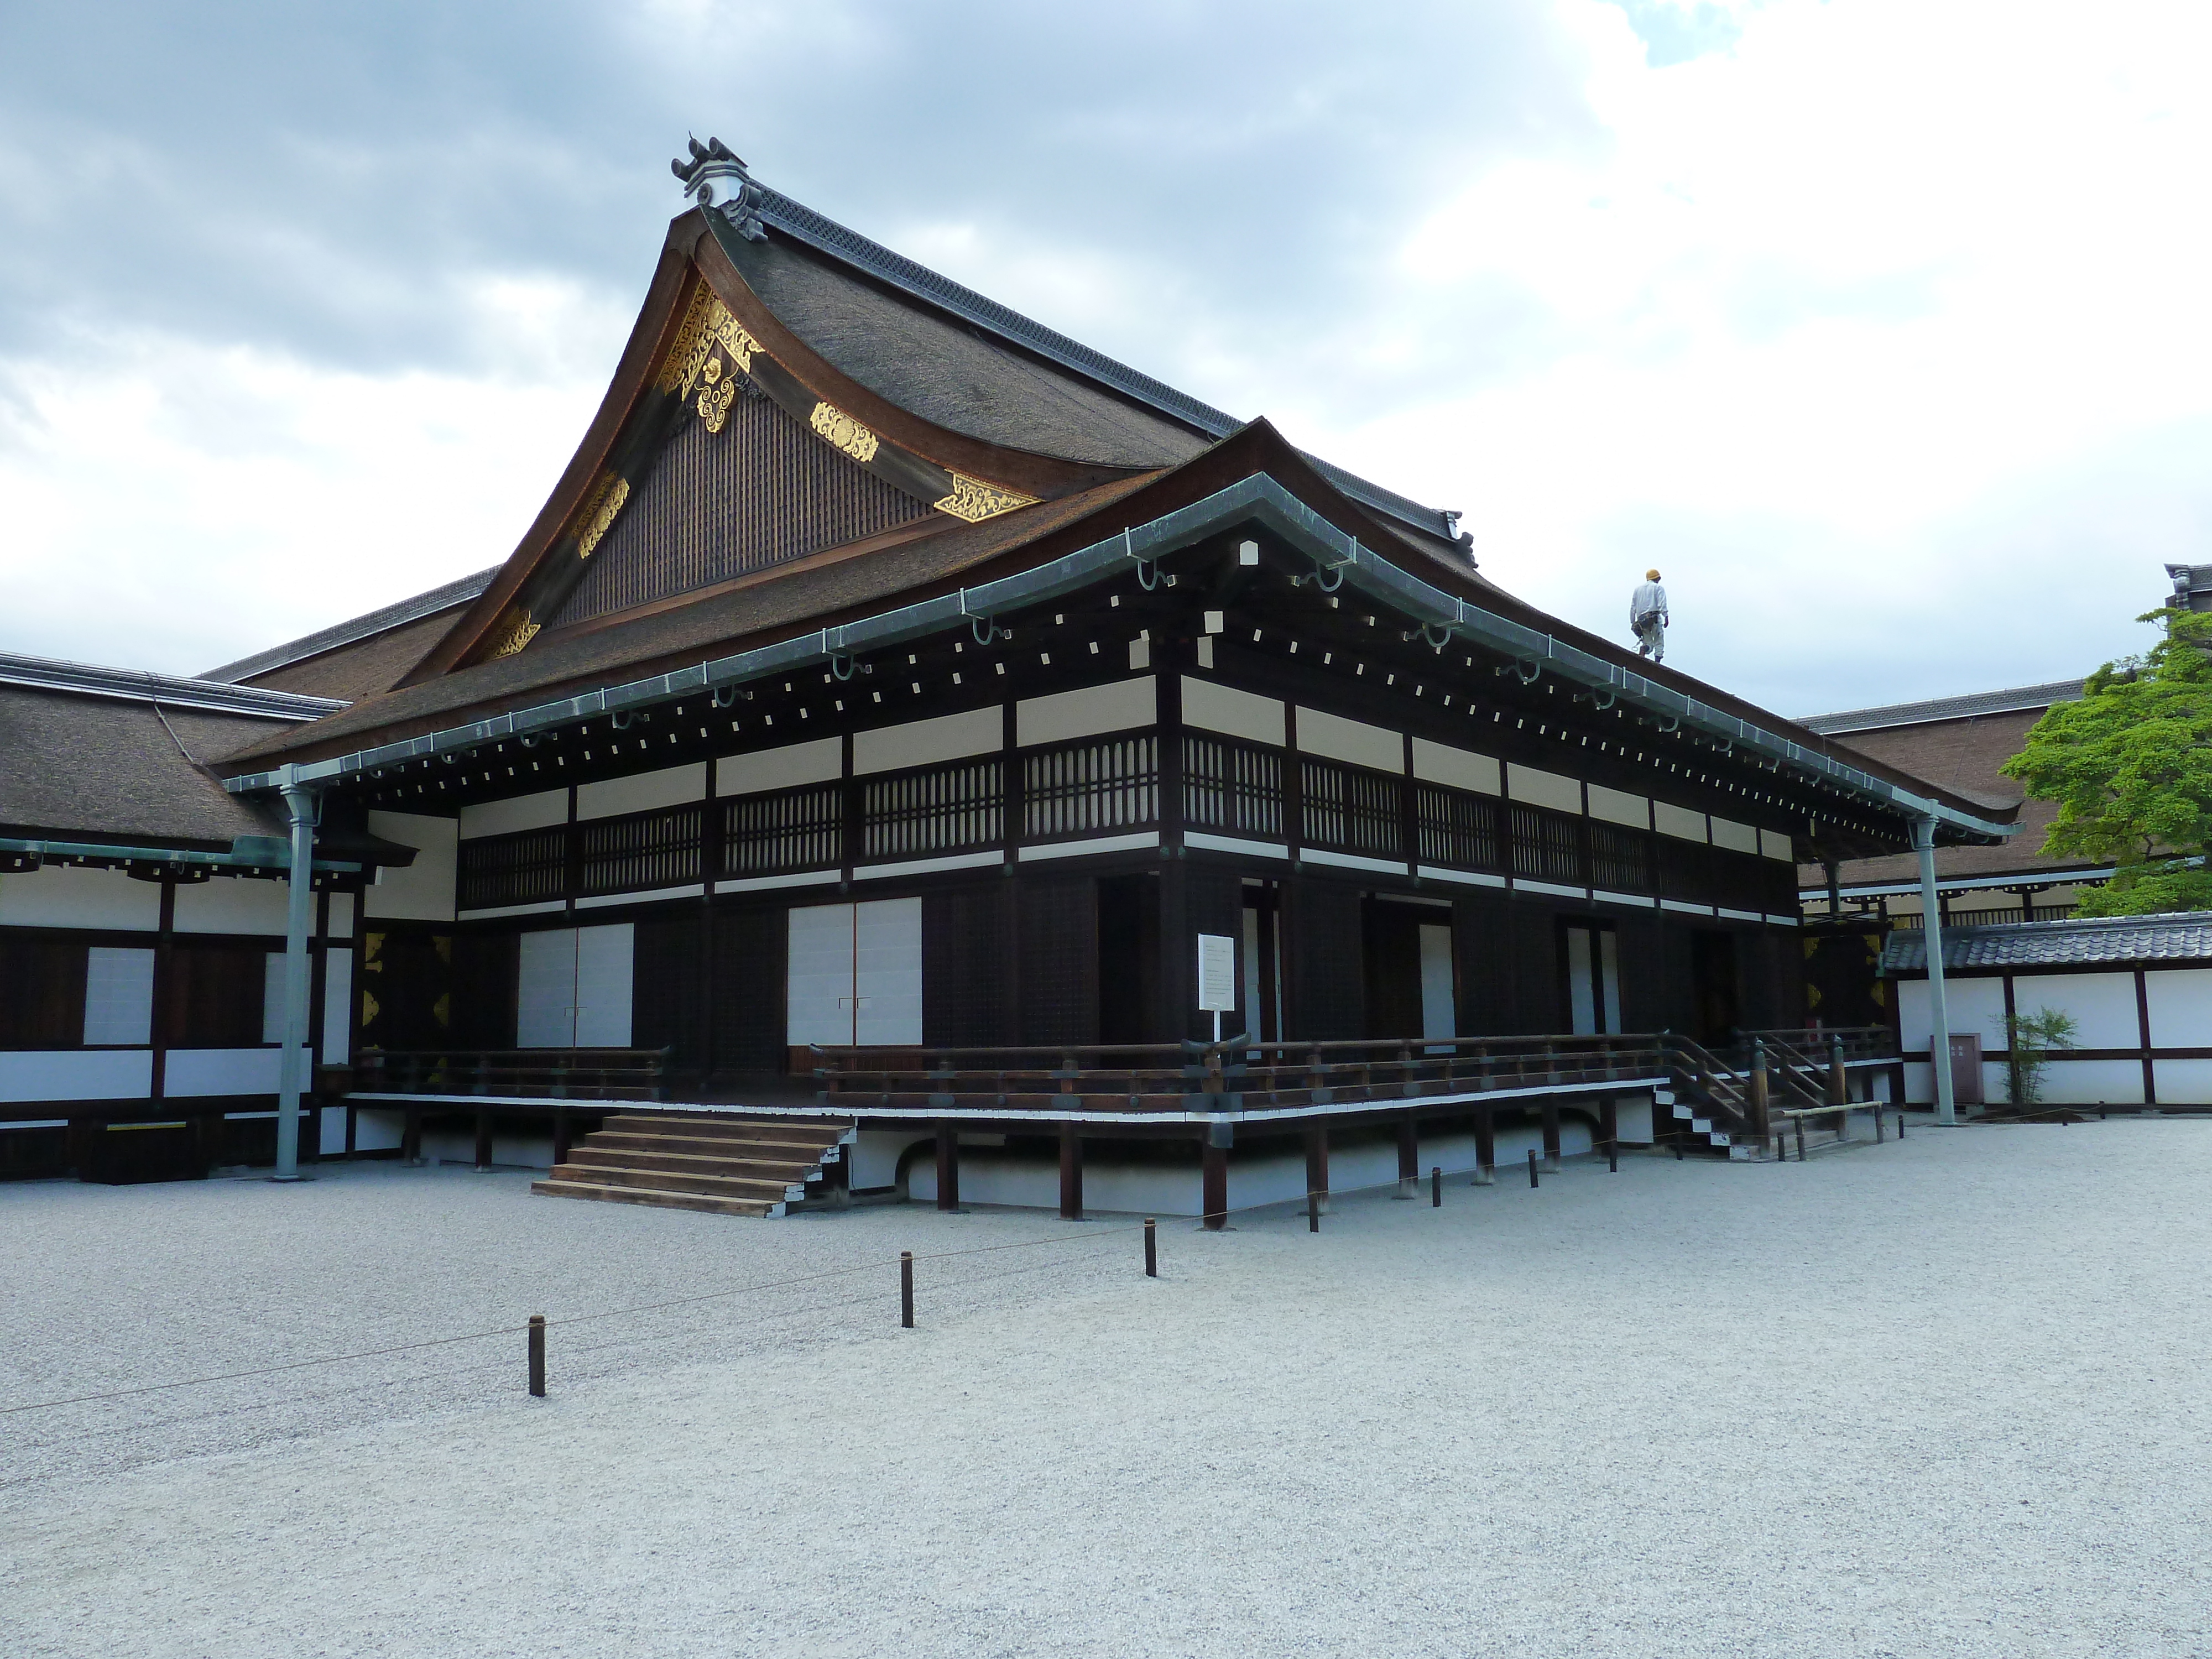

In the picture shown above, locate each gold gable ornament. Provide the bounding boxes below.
[575,475,631,560]
[661,284,761,400]
[488,612,541,659]
[809,401,880,464]
[933,473,1039,523]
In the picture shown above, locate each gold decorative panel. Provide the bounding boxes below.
[575,475,632,559]
[809,401,880,464]
[933,472,1039,523]
[660,282,761,399]
[698,374,737,434]
[488,612,541,659]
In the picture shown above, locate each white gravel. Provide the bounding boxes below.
[5,1120,2210,1658]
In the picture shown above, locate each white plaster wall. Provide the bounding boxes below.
[1016,677,1154,745]
[2038,1057,2146,1106]
[577,763,705,822]
[574,925,634,1048]
[1506,764,1583,815]
[1297,707,1402,771]
[788,904,857,1047]
[1182,680,1285,747]
[2143,969,2212,1048]
[1586,784,1649,829]
[460,788,568,839]
[853,708,1000,774]
[1616,1094,1656,1144]
[82,947,154,1046]
[1419,924,1455,1040]
[2153,1058,2212,1104]
[1760,829,1796,862]
[1709,816,1760,855]
[0,1050,152,1103]
[173,875,291,936]
[328,891,356,940]
[0,865,159,931]
[262,953,287,1044]
[1410,737,1500,796]
[1902,1061,1933,1104]
[717,737,843,796]
[319,1106,349,1155]
[363,812,457,922]
[2021,973,2141,1048]
[1653,802,1707,843]
[1899,977,2009,1051]
[166,1047,286,1097]
[322,948,353,1065]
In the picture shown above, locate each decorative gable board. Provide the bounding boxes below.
[550,382,933,628]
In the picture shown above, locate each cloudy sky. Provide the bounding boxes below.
[1,0,2205,716]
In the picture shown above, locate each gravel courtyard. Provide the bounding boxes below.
[5,1120,2209,1658]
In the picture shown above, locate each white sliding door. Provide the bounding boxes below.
[1419,922,1456,1042]
[516,925,635,1047]
[787,899,924,1048]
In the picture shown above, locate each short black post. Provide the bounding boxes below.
[1144,1218,1157,1278]
[1527,1148,1540,1189]
[1307,1189,1319,1233]
[1672,1135,1684,1160]
[900,1251,914,1328]
[526,1314,546,1398]
[1607,1139,1619,1173]
[1897,1107,1906,1139]
[1775,1130,1785,1163]
[1431,1165,1442,1207]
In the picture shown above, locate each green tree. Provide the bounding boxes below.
[2002,607,2212,916]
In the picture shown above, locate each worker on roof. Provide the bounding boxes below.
[1631,569,1668,664]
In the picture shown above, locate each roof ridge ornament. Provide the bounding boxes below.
[671,134,766,241]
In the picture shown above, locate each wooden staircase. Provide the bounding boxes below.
[531,1112,852,1217]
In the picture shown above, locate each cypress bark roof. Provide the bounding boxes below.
[1882,911,2212,972]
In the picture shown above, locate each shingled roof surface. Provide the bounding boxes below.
[1881,911,2212,973]
[713,222,1211,471]
[205,566,498,688]
[0,683,290,848]
[1800,680,2084,735]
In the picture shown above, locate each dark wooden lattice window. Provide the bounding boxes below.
[709,906,785,1073]
[924,889,1008,1046]
[579,806,703,897]
[1018,878,1098,1046]
[1589,822,1655,894]
[1415,784,1501,872]
[1301,758,1401,857]
[160,943,266,1048]
[1024,733,1157,841]
[1656,835,1715,906]
[723,785,843,877]
[1510,804,1585,885]
[1181,734,1282,840]
[861,758,1002,861]
[458,827,568,910]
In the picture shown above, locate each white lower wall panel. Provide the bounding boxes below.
[904,1122,1590,1215]
[854,899,922,1046]
[0,1049,152,1103]
[353,1108,405,1152]
[1615,1094,1655,1144]
[2153,1058,2212,1104]
[1419,924,1455,1041]
[787,900,922,1047]
[2038,1057,2146,1105]
[175,876,291,936]
[517,930,578,1048]
[1898,977,2008,1052]
[2018,973,2142,1048]
[319,1105,349,1155]
[166,1047,288,1098]
[788,904,858,1047]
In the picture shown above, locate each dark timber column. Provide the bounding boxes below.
[1473,1104,1496,1185]
[305,886,330,1165]
[151,878,179,1177]
[935,1124,961,1212]
[1304,1125,1331,1214]
[1201,1135,1228,1229]
[1395,1115,1419,1199]
[1058,1123,1083,1220]
[1541,1102,1562,1171]
[1156,660,1191,1041]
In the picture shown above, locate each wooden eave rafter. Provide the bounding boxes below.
[403,210,1145,687]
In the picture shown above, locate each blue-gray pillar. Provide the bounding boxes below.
[1912,816,1957,1126]
[274,769,318,1180]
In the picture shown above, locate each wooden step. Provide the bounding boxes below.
[585,1130,838,1160]
[530,1177,782,1217]
[561,1145,817,1181]
[598,1114,845,1145]
[547,1162,800,1201]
